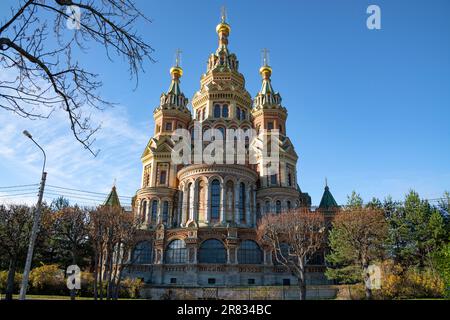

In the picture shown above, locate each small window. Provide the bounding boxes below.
[165,122,172,131]
[208,278,216,285]
[267,122,274,130]
[214,104,221,118]
[170,278,177,284]
[236,108,241,120]
[159,170,167,185]
[248,279,255,285]
[283,279,291,286]
[222,104,229,118]
[270,174,277,186]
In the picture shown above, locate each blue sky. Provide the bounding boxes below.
[0,0,449,206]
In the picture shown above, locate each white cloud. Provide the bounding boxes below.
[0,103,150,208]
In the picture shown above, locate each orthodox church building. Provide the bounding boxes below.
[123,14,338,289]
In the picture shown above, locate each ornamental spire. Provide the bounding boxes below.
[167,48,183,95]
[259,48,274,94]
[216,6,231,50]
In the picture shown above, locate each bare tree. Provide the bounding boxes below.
[0,0,154,155]
[257,208,326,300]
[89,204,139,300]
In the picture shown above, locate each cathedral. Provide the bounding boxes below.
[124,13,337,290]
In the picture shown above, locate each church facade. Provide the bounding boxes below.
[125,15,336,288]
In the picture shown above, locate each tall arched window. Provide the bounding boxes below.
[265,201,271,214]
[151,199,158,223]
[287,201,291,211]
[198,239,226,263]
[214,104,221,118]
[241,110,246,120]
[222,104,229,118]
[238,240,263,264]
[210,179,221,221]
[165,239,187,264]
[239,182,246,222]
[236,107,241,120]
[162,201,169,224]
[276,200,282,214]
[132,241,152,264]
[256,203,261,222]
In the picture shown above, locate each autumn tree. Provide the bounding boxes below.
[257,208,326,300]
[0,204,33,300]
[89,205,139,300]
[326,207,388,299]
[51,205,91,300]
[0,0,154,155]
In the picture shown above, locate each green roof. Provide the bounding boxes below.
[103,186,121,207]
[319,186,338,209]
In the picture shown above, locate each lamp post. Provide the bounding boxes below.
[19,130,47,300]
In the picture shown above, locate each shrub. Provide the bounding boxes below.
[381,264,445,299]
[119,278,144,299]
[0,270,22,294]
[28,264,66,295]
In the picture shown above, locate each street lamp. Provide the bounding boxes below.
[19,130,47,300]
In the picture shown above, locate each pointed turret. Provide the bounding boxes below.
[104,185,121,207]
[254,49,282,106]
[152,50,191,137]
[319,180,338,209]
[158,49,188,109]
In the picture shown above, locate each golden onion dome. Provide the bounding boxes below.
[259,65,272,78]
[216,22,231,35]
[170,65,183,78]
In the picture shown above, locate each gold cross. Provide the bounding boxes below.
[221,6,227,23]
[175,48,182,67]
[261,48,270,66]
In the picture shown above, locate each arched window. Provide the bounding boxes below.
[162,201,169,224]
[132,241,152,264]
[236,107,241,120]
[165,239,187,264]
[222,104,229,118]
[239,182,246,222]
[151,199,158,223]
[210,179,221,221]
[265,201,271,214]
[238,240,263,264]
[276,200,282,214]
[214,104,221,118]
[287,201,291,211]
[198,239,226,263]
[241,110,246,121]
[287,172,292,187]
[256,203,261,221]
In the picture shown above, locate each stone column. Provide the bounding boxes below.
[191,182,197,222]
[157,200,162,224]
[204,181,210,224]
[234,183,240,224]
[219,182,225,223]
[181,187,187,226]
[146,200,151,224]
